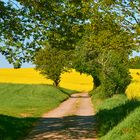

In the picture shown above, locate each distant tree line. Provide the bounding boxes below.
[129,56,140,69]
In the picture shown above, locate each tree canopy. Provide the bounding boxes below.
[34,44,70,86]
[0,0,139,95]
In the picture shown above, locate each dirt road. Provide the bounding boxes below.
[25,93,97,140]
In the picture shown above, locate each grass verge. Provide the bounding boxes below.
[90,87,140,140]
[0,83,76,140]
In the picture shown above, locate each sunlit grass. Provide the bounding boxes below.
[0,68,93,92]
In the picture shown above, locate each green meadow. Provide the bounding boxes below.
[0,83,75,140]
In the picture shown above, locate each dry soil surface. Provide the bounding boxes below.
[25,93,97,140]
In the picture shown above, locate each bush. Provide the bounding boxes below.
[129,56,140,69]
[98,50,131,97]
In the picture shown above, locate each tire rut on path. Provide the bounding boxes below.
[25,93,97,140]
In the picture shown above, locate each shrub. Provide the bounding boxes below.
[98,50,131,97]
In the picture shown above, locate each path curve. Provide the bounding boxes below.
[25,93,97,140]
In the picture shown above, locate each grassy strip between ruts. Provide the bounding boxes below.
[0,83,76,140]
[90,87,140,140]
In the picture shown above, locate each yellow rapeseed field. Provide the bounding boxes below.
[0,68,139,98]
[0,68,93,92]
[126,69,140,99]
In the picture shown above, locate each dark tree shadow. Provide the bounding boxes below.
[0,115,37,140]
[0,114,97,140]
[26,115,97,140]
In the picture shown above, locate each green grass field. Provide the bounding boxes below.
[91,87,140,140]
[1,76,140,140]
[0,83,75,140]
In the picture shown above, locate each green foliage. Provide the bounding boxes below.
[129,56,140,69]
[74,11,133,96]
[91,92,140,139]
[0,0,42,66]
[0,0,139,65]
[34,45,69,86]
[98,0,140,33]
[90,86,106,101]
[90,87,107,118]
[0,83,75,140]
[98,50,131,97]
[0,0,138,97]
[73,37,101,89]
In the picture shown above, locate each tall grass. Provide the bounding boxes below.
[91,87,140,140]
[101,106,140,140]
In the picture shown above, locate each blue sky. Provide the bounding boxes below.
[0,54,33,68]
[0,51,139,68]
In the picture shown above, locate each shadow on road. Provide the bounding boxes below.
[26,115,97,140]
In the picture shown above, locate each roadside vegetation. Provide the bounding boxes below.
[0,83,75,140]
[90,85,140,140]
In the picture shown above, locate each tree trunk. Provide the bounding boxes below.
[54,80,60,87]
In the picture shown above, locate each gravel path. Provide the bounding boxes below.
[25,93,97,140]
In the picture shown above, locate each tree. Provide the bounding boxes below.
[0,0,92,67]
[0,0,138,65]
[74,11,134,96]
[0,0,44,67]
[73,41,101,89]
[34,44,69,86]
[97,0,140,51]
[98,50,131,97]
[0,0,138,97]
